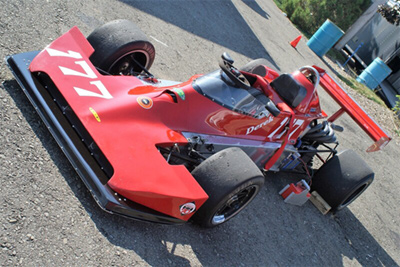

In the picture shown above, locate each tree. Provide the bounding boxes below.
[378,1,400,26]
[277,0,371,36]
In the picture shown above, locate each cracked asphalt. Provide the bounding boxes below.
[1,0,399,266]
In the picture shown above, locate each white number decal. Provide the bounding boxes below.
[74,81,113,99]
[46,48,112,99]
[46,48,82,59]
[268,117,289,139]
[268,118,305,140]
[289,119,304,139]
[59,61,97,79]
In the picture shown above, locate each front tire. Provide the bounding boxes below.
[311,150,374,212]
[190,147,265,227]
[87,19,155,75]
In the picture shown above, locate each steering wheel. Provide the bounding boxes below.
[219,53,251,89]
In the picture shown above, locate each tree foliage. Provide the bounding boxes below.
[277,0,371,37]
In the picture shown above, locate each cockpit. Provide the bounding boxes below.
[192,53,321,119]
[193,70,271,119]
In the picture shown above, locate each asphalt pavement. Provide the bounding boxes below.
[1,0,399,266]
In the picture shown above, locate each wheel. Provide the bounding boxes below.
[87,19,155,75]
[190,147,265,227]
[219,53,251,89]
[311,150,374,212]
[240,58,278,76]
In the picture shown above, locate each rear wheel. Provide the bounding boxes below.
[190,147,265,227]
[311,150,374,212]
[87,19,155,75]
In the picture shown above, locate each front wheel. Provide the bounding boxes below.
[87,19,155,75]
[311,149,374,212]
[190,147,264,227]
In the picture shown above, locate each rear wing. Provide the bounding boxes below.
[314,66,391,152]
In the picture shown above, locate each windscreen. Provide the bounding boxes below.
[193,70,268,118]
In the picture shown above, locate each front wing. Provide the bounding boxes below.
[6,51,188,224]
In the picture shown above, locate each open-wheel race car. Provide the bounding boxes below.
[6,20,391,227]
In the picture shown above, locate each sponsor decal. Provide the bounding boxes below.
[137,96,153,109]
[180,202,196,215]
[246,115,274,135]
[89,107,101,122]
[173,88,186,100]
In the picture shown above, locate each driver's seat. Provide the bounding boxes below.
[270,74,307,108]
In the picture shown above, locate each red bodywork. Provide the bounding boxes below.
[28,27,391,220]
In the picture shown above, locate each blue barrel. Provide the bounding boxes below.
[307,19,344,57]
[356,57,392,90]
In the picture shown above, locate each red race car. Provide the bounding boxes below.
[6,20,391,227]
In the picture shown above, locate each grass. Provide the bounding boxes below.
[336,73,386,106]
[392,96,400,136]
[334,60,400,137]
[324,48,386,107]
[337,70,400,138]
[326,49,346,63]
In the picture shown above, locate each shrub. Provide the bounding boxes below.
[276,0,371,36]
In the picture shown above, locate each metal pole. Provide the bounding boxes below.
[342,42,364,67]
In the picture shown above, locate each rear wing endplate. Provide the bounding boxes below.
[314,66,391,152]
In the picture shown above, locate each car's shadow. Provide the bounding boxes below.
[241,0,271,20]
[3,78,397,266]
[116,0,279,71]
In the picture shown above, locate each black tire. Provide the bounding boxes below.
[240,58,278,76]
[190,147,265,228]
[311,150,374,212]
[87,19,155,75]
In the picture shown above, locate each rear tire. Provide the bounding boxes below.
[311,150,374,212]
[87,19,155,75]
[190,147,264,228]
